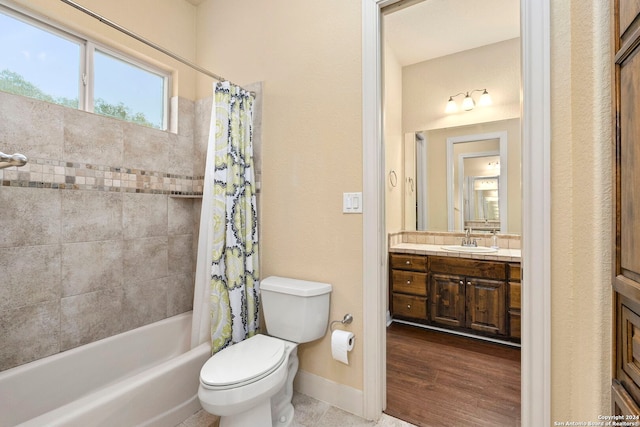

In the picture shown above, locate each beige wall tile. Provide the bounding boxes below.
[0,245,60,311]
[61,240,124,297]
[0,187,61,247]
[64,108,124,166]
[0,301,61,371]
[0,92,64,159]
[123,193,168,239]
[60,288,124,350]
[123,236,168,283]
[62,191,123,243]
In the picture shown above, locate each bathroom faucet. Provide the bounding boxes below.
[461,228,477,247]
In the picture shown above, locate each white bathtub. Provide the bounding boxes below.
[0,312,212,427]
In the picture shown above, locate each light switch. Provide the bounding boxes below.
[343,192,363,214]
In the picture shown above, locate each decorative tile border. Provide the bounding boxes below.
[0,158,204,196]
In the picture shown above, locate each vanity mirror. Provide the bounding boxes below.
[410,118,521,234]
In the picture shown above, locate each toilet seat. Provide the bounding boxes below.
[200,334,286,390]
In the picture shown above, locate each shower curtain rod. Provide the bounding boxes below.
[58,0,255,96]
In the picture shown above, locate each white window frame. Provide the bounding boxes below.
[0,3,171,131]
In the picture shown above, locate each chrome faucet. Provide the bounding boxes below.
[461,228,477,247]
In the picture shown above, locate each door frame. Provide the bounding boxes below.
[360,0,551,425]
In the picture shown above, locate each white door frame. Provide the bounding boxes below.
[361,0,551,425]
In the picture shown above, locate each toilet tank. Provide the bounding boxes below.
[261,276,332,343]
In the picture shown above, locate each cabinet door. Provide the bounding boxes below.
[466,278,506,336]
[430,273,466,328]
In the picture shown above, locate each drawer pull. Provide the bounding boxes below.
[406,280,411,285]
[407,304,411,309]
[405,260,411,265]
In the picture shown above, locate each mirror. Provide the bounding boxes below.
[447,130,507,233]
[411,119,521,234]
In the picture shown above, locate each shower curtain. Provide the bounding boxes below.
[191,81,260,354]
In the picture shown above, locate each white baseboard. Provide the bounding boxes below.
[293,370,364,418]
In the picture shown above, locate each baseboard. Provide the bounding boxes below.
[293,370,364,418]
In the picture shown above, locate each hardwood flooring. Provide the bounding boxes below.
[385,322,521,427]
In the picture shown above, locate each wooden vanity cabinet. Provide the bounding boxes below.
[389,254,428,322]
[508,263,522,340]
[389,252,520,342]
[430,256,507,337]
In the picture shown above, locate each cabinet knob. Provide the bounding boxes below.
[467,282,471,286]
[405,260,411,265]
[406,280,411,285]
[459,280,464,285]
[407,304,411,309]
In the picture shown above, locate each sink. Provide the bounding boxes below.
[440,245,499,254]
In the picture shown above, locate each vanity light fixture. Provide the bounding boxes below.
[445,89,492,113]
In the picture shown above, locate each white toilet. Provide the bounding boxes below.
[198,276,332,427]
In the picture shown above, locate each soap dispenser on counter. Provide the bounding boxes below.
[491,230,499,249]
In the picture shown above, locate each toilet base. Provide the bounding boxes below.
[219,399,271,427]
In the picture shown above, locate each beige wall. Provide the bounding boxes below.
[550,0,612,421]
[384,41,404,233]
[196,0,364,390]
[7,0,199,100]
[402,38,521,133]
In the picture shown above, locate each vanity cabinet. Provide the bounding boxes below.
[508,264,521,339]
[430,256,507,337]
[389,253,519,342]
[389,254,428,321]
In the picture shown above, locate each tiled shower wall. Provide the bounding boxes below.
[0,90,215,372]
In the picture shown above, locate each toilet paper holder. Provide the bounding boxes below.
[330,313,353,331]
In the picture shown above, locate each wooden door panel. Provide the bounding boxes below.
[620,47,640,281]
[430,274,465,328]
[621,306,640,391]
[466,278,506,336]
[620,0,640,38]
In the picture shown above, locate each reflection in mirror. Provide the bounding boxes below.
[413,118,521,234]
[447,131,507,232]
[464,158,500,231]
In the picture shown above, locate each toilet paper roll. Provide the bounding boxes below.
[331,329,355,365]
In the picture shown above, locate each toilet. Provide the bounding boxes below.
[198,276,332,427]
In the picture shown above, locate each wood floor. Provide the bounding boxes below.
[385,322,521,427]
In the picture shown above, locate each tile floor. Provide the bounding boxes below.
[177,392,416,427]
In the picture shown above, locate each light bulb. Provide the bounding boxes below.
[445,97,458,113]
[462,93,475,111]
[479,90,492,107]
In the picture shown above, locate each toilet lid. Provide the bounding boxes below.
[200,334,286,388]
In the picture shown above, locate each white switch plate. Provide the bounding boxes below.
[343,192,363,213]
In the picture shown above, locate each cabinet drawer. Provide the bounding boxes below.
[391,270,427,296]
[509,263,521,281]
[390,254,427,271]
[392,294,427,319]
[430,256,506,280]
[509,282,521,309]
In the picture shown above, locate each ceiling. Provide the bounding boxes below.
[184,0,205,5]
[384,0,520,67]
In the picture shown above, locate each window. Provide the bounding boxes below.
[0,6,169,130]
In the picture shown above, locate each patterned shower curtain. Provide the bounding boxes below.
[192,81,259,354]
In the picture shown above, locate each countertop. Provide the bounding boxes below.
[389,243,521,262]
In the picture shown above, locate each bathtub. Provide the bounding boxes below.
[0,312,212,427]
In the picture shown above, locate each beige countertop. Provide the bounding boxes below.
[389,242,521,262]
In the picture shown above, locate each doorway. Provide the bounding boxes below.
[360,0,551,425]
